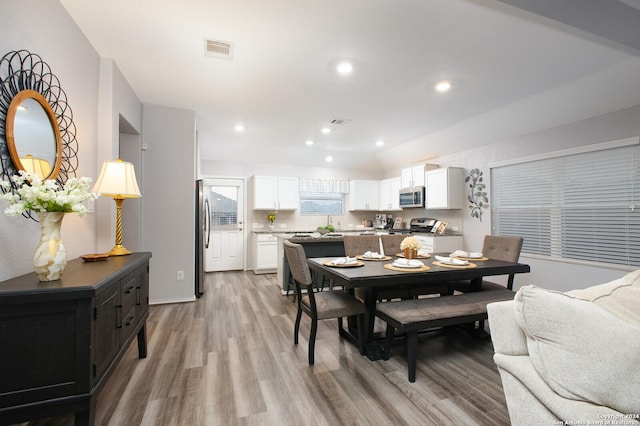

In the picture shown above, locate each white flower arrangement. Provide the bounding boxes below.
[1,171,100,217]
[400,236,421,251]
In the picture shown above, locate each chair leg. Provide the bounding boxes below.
[309,317,318,365]
[294,307,302,345]
[407,330,418,383]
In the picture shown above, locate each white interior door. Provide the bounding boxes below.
[204,178,245,272]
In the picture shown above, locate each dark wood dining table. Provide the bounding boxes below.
[307,254,531,359]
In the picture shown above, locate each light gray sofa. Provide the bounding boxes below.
[487,270,640,425]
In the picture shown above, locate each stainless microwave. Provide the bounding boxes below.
[399,186,424,208]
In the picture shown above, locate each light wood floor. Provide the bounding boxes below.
[23,271,510,426]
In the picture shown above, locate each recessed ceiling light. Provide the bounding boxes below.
[305,140,314,146]
[325,156,333,162]
[435,81,451,93]
[234,124,245,132]
[336,61,353,75]
[376,140,385,147]
[321,127,331,134]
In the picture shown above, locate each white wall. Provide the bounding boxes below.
[141,104,196,304]
[0,0,101,281]
[431,104,640,291]
[94,58,143,254]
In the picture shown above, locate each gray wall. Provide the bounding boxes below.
[142,104,197,303]
[0,0,101,281]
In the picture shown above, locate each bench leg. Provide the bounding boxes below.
[407,330,418,383]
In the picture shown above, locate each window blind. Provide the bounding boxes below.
[491,141,640,267]
[299,192,344,215]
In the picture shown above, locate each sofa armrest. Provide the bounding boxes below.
[487,300,528,356]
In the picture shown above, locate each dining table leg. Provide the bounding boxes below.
[343,287,385,360]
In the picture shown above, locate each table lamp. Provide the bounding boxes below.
[92,159,141,256]
[20,154,52,179]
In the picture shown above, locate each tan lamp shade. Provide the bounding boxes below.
[92,159,141,256]
[20,154,52,179]
[92,158,141,197]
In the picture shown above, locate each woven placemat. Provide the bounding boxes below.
[322,261,365,268]
[356,255,392,261]
[432,261,477,269]
[384,263,431,272]
[395,253,431,259]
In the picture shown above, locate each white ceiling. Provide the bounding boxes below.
[59,0,640,171]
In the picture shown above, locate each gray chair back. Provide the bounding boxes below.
[380,234,405,256]
[343,235,381,256]
[482,236,523,263]
[284,240,313,286]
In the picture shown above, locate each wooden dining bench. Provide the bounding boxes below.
[375,289,515,382]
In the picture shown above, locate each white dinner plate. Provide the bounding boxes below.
[392,261,423,268]
[435,255,469,266]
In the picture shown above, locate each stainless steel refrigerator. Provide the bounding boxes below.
[195,179,210,297]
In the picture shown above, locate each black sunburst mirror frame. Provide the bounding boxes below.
[0,49,79,220]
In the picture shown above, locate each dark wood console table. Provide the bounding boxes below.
[0,252,152,426]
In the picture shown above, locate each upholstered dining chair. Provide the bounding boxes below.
[342,234,381,257]
[450,235,524,293]
[283,240,366,365]
[380,234,405,257]
[343,234,412,300]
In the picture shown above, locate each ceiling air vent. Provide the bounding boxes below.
[205,39,234,60]
[330,119,351,125]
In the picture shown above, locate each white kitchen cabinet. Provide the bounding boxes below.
[275,176,299,209]
[379,177,401,211]
[254,233,278,274]
[425,167,463,209]
[252,175,299,210]
[413,234,462,254]
[349,180,379,211]
[401,165,425,188]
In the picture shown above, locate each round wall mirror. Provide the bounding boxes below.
[6,90,62,180]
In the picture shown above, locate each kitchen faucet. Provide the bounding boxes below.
[327,215,332,226]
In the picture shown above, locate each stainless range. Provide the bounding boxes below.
[389,218,438,234]
[408,218,438,233]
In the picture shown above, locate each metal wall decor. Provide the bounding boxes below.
[0,49,79,219]
[466,168,489,222]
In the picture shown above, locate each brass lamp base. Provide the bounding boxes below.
[107,197,133,256]
[107,244,132,256]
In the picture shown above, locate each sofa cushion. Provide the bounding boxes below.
[514,281,640,415]
[568,269,640,324]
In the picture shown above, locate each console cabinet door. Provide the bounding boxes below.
[93,283,120,382]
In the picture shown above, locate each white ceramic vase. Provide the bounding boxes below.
[33,212,67,281]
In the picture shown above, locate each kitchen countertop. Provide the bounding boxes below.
[253,228,379,235]
[264,230,462,242]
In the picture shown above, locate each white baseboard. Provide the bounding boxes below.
[150,296,196,305]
